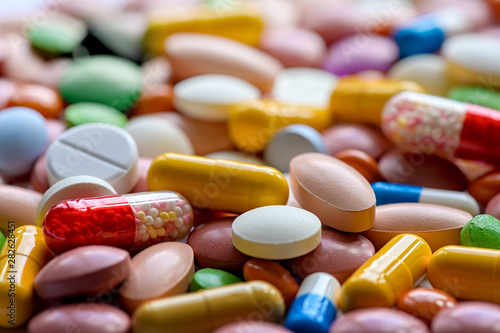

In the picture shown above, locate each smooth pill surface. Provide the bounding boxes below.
[334,149,382,184]
[486,192,500,220]
[264,124,328,173]
[0,185,42,234]
[461,214,500,250]
[36,175,117,226]
[131,83,174,116]
[329,308,430,333]
[7,83,64,119]
[205,151,265,165]
[214,321,293,333]
[30,154,50,193]
[432,302,500,333]
[27,303,131,333]
[290,153,376,233]
[243,259,299,308]
[126,116,194,157]
[59,55,142,111]
[232,205,321,260]
[283,228,375,283]
[448,85,500,110]
[165,33,282,93]
[378,149,468,191]
[364,203,473,252]
[468,170,500,205]
[64,102,128,128]
[0,107,48,177]
[396,288,457,327]
[173,74,260,122]
[119,242,194,313]
[34,245,131,300]
[130,157,152,193]
[187,218,251,274]
[46,123,139,193]
[190,268,242,292]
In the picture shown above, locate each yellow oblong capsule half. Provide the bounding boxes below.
[132,281,285,333]
[340,234,431,312]
[0,225,54,328]
[147,153,289,213]
[427,245,500,303]
[330,77,425,127]
[229,99,332,153]
[143,3,263,55]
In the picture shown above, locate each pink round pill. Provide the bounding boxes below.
[30,154,49,193]
[323,34,399,76]
[486,192,500,220]
[432,302,500,333]
[214,321,293,333]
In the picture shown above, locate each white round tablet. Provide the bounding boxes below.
[232,205,322,260]
[205,151,265,165]
[173,74,261,122]
[126,116,194,158]
[46,123,139,194]
[387,54,452,97]
[264,124,328,173]
[36,175,117,226]
[271,68,338,108]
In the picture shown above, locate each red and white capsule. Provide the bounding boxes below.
[382,91,500,165]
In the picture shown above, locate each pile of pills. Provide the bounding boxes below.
[3,0,500,333]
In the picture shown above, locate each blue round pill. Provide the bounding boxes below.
[0,107,49,177]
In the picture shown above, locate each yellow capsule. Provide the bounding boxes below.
[0,225,54,328]
[427,245,500,303]
[330,77,425,126]
[143,3,263,55]
[148,153,289,213]
[133,281,285,333]
[229,99,332,153]
[340,234,431,312]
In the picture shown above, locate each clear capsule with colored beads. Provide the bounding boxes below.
[42,191,193,254]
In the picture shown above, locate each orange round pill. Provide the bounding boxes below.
[396,288,457,327]
[130,84,174,116]
[7,83,64,119]
[468,170,500,205]
[334,149,382,183]
[243,259,298,308]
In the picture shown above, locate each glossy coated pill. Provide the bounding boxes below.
[334,150,382,184]
[432,302,500,333]
[190,268,242,292]
[214,321,292,333]
[461,214,500,249]
[64,102,128,128]
[7,83,64,119]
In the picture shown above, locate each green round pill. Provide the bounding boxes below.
[64,102,128,128]
[59,55,142,111]
[189,268,242,292]
[29,17,86,57]
[460,214,500,250]
[448,86,500,110]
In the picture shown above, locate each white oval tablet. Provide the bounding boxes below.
[271,68,338,108]
[264,124,328,173]
[387,54,452,97]
[126,116,194,158]
[204,151,265,165]
[36,175,117,226]
[232,205,322,260]
[442,34,500,84]
[46,123,139,194]
[173,74,261,122]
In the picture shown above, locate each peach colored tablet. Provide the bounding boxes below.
[0,184,42,235]
[289,153,376,233]
[120,242,194,313]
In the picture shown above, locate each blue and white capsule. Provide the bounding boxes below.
[284,272,341,333]
[372,182,479,216]
[393,8,473,58]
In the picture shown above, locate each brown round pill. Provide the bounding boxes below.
[378,149,468,191]
[468,170,500,205]
[0,184,42,234]
[187,217,251,274]
[322,124,393,160]
[290,153,376,233]
[214,321,293,333]
[27,303,131,333]
[363,203,473,252]
[7,83,64,119]
[34,245,131,300]
[334,149,382,183]
[283,228,374,283]
[120,242,194,313]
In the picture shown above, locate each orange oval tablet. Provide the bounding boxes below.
[468,170,500,205]
[363,203,473,252]
[119,242,194,313]
[290,153,376,233]
[0,185,42,235]
[243,259,298,308]
[165,33,283,93]
[334,149,382,183]
[7,83,64,119]
[130,83,174,116]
